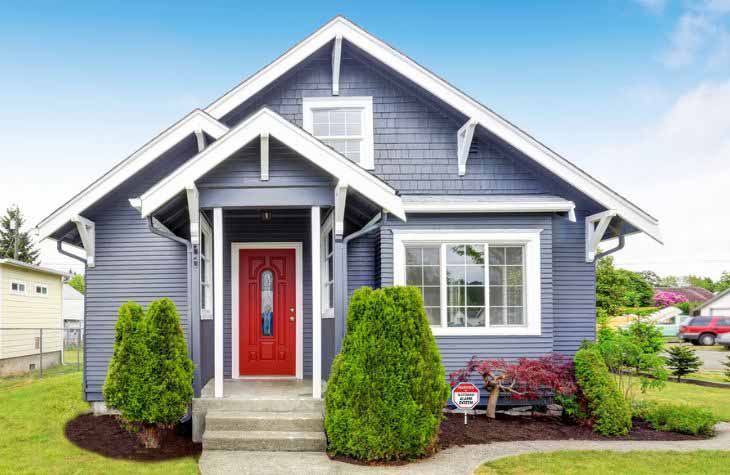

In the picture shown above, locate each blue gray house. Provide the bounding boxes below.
[36,16,660,448]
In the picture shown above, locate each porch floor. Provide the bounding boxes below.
[200,378,314,400]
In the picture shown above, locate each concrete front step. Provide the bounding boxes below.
[194,397,323,413]
[206,410,324,432]
[203,430,327,452]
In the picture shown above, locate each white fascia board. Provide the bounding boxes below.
[202,16,660,243]
[138,108,406,220]
[404,200,575,214]
[36,110,229,240]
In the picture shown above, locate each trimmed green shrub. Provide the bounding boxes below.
[103,301,150,416]
[325,286,449,461]
[103,298,193,447]
[144,298,194,426]
[634,401,717,436]
[574,345,632,436]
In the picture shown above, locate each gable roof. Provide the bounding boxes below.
[205,16,660,243]
[35,110,229,240]
[136,108,406,220]
[0,259,68,277]
[691,288,730,315]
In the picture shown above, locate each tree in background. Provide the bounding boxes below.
[0,205,39,264]
[596,257,653,316]
[686,275,715,292]
[665,345,702,383]
[68,274,85,294]
[639,270,661,287]
[657,275,680,287]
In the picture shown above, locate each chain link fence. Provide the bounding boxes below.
[0,326,83,378]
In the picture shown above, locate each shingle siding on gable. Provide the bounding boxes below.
[221,44,548,196]
[81,136,198,401]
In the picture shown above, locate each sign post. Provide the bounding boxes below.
[452,382,480,424]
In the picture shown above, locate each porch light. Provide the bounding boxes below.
[261,210,272,222]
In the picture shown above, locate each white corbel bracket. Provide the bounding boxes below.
[585,209,617,262]
[457,119,478,176]
[334,181,348,237]
[186,185,200,246]
[194,129,207,152]
[332,34,342,96]
[71,215,96,268]
[260,132,270,181]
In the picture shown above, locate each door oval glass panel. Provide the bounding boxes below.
[261,270,274,336]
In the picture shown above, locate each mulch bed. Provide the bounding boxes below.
[330,412,706,466]
[438,413,706,449]
[64,414,201,461]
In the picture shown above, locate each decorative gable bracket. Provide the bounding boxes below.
[332,34,342,96]
[71,215,96,268]
[457,119,478,176]
[585,209,617,263]
[186,185,200,246]
[334,181,348,237]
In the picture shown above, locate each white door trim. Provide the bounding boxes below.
[231,242,304,379]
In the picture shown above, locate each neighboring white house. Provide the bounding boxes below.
[63,283,84,344]
[0,259,67,376]
[693,288,730,317]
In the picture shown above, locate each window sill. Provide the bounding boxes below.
[430,326,541,337]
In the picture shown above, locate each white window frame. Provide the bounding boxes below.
[10,280,26,296]
[393,229,542,336]
[302,96,375,170]
[320,212,335,319]
[200,216,214,320]
[34,283,49,297]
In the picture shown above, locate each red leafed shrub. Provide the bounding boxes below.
[449,354,576,418]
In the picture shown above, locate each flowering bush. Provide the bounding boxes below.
[449,353,576,418]
[653,290,688,307]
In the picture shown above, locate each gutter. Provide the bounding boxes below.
[57,240,87,266]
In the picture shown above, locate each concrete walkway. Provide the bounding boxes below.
[199,422,730,475]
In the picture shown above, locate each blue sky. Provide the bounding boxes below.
[2,1,730,277]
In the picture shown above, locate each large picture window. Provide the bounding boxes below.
[393,230,541,336]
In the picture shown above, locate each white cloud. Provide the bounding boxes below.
[591,79,730,278]
[661,0,730,69]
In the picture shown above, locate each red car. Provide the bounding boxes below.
[679,316,730,346]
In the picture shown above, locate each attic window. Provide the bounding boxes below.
[302,97,374,170]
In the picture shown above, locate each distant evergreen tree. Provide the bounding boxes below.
[665,345,702,383]
[68,274,85,294]
[0,205,39,264]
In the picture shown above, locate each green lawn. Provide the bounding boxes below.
[683,371,729,384]
[476,450,730,474]
[636,379,730,421]
[0,370,198,474]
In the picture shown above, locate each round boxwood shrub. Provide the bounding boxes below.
[574,345,632,436]
[325,286,449,461]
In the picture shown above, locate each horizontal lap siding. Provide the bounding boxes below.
[82,136,198,401]
[222,211,312,378]
[553,212,596,354]
[347,231,377,295]
[380,214,554,375]
[197,138,333,189]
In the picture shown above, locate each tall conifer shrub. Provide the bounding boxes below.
[325,286,449,461]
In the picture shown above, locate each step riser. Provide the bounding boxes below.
[206,417,323,432]
[194,399,323,413]
[203,437,326,452]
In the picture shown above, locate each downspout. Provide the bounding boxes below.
[341,212,388,311]
[57,240,87,265]
[147,217,198,412]
[594,221,626,260]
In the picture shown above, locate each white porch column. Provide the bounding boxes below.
[311,206,322,399]
[213,207,224,398]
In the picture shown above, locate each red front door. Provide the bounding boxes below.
[238,248,297,376]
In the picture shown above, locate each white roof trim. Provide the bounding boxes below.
[0,259,69,277]
[403,196,575,214]
[35,110,229,240]
[137,108,406,220]
[204,16,660,244]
